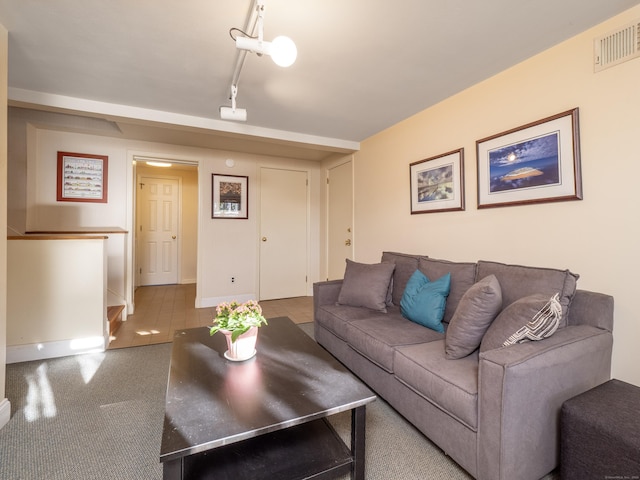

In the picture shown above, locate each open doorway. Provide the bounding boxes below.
[134,160,199,288]
[106,157,199,349]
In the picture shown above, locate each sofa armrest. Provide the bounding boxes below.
[477,325,613,480]
[567,289,614,331]
[313,280,343,319]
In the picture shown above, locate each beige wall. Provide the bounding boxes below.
[0,23,9,425]
[7,237,107,361]
[353,6,640,386]
[26,129,132,309]
[196,152,321,307]
[7,122,322,313]
[27,129,130,230]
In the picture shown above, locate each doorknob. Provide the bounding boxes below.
[172,235,176,240]
[345,239,351,246]
[262,237,267,242]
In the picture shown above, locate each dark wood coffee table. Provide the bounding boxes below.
[160,316,376,480]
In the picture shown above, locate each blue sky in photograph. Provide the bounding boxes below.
[489,132,559,167]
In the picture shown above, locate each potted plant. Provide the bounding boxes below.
[210,300,268,361]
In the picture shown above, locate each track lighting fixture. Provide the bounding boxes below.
[219,1,297,122]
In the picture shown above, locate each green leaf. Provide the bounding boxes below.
[231,327,248,342]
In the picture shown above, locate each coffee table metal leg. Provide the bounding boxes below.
[351,405,367,480]
[163,457,183,480]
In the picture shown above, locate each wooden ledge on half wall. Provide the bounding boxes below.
[9,227,128,241]
[25,227,128,234]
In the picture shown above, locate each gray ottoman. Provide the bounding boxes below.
[561,379,640,480]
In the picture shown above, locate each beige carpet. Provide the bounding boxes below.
[1,323,558,479]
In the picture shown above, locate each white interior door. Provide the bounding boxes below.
[328,161,353,280]
[259,168,308,300]
[138,176,179,285]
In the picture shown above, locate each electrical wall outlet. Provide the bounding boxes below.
[231,277,235,283]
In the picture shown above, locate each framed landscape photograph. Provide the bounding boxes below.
[476,108,582,209]
[410,148,465,214]
[57,151,108,203]
[212,174,248,219]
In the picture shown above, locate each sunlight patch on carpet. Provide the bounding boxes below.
[24,363,57,422]
[75,352,106,384]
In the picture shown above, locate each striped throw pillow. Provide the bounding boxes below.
[503,293,561,346]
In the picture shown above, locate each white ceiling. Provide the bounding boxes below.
[1,0,639,161]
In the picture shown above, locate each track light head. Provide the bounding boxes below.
[219,84,247,122]
[219,106,247,121]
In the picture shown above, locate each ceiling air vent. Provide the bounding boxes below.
[594,19,640,72]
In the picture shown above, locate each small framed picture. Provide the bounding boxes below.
[410,148,465,214]
[476,108,582,209]
[212,174,248,219]
[57,151,108,203]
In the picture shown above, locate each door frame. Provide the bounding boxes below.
[129,155,199,313]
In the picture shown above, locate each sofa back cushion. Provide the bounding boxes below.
[381,252,422,306]
[476,260,578,327]
[418,257,477,324]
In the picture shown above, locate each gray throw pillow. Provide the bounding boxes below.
[480,293,562,352]
[337,259,395,312]
[445,275,502,359]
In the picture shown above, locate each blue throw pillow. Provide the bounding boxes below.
[400,270,451,333]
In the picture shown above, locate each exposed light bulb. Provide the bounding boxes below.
[270,35,297,67]
[236,35,297,67]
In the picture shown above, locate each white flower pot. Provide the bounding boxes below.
[221,326,258,361]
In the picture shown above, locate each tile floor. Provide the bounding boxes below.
[108,283,314,349]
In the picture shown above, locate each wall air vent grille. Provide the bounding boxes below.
[594,19,640,72]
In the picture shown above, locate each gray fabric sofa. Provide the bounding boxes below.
[313,252,614,480]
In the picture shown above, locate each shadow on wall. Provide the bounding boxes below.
[27,204,108,232]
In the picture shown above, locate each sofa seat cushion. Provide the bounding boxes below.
[344,313,443,373]
[394,340,479,430]
[316,304,390,341]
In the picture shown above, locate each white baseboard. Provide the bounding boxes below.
[196,293,256,309]
[6,335,108,364]
[0,398,11,430]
